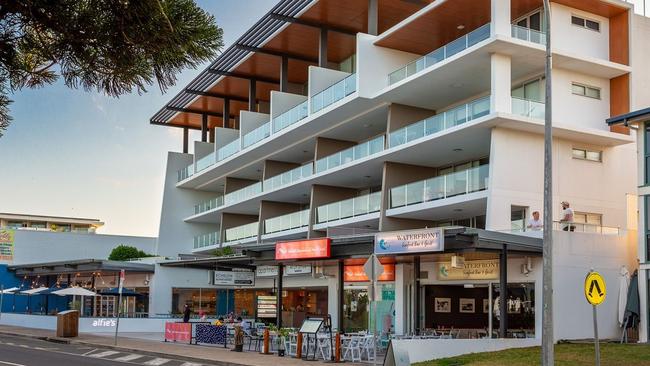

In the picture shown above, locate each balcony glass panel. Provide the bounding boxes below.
[217,139,241,162]
[511,24,547,45]
[389,96,490,148]
[177,163,195,182]
[511,97,545,119]
[264,209,310,234]
[224,182,262,206]
[388,23,491,85]
[243,121,271,148]
[263,163,313,192]
[194,196,224,215]
[196,153,216,173]
[315,135,385,174]
[311,73,357,114]
[390,164,489,208]
[193,231,220,249]
[272,100,309,133]
[225,222,258,242]
[317,191,381,224]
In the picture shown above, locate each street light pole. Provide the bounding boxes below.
[542,1,554,365]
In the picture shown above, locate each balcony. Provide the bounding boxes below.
[316,191,381,224]
[225,222,258,243]
[194,231,220,250]
[315,135,385,174]
[264,209,309,235]
[243,121,271,148]
[388,23,491,85]
[390,164,489,209]
[311,73,357,114]
[389,96,490,148]
[177,163,194,182]
[196,153,216,173]
[263,163,313,192]
[217,139,240,162]
[511,24,546,46]
[224,182,262,206]
[272,100,309,133]
[194,196,224,215]
[511,97,545,120]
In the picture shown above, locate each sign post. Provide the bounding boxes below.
[114,269,125,346]
[584,271,606,366]
[364,254,383,366]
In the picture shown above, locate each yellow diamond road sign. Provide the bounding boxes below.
[584,271,606,306]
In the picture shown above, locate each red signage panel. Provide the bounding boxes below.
[164,322,191,343]
[344,264,396,282]
[275,238,331,260]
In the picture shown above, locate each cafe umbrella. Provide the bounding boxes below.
[52,287,97,315]
[20,287,49,313]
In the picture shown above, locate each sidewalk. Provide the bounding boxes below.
[0,325,338,366]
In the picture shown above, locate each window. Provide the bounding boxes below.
[572,148,602,162]
[512,77,545,102]
[7,221,25,229]
[571,82,601,99]
[571,15,600,32]
[515,10,543,31]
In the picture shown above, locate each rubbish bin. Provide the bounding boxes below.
[56,310,79,337]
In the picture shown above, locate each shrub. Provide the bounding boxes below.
[108,244,153,261]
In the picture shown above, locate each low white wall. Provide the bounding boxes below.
[0,313,169,333]
[394,338,540,363]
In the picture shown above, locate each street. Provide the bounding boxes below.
[0,334,205,366]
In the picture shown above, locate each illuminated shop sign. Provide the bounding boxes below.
[375,228,444,254]
[275,238,331,260]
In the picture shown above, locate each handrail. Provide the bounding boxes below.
[263,163,313,192]
[265,209,310,234]
[272,100,309,133]
[194,196,224,215]
[311,73,357,114]
[224,182,262,206]
[511,24,546,45]
[194,231,220,249]
[217,139,240,162]
[317,191,381,224]
[315,135,385,174]
[243,121,271,148]
[196,153,216,173]
[511,96,545,119]
[225,222,259,242]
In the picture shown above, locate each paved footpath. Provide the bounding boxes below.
[0,325,340,366]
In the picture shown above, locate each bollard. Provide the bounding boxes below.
[335,332,341,362]
[296,332,303,359]
[263,328,271,354]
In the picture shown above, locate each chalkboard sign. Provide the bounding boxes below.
[299,318,323,334]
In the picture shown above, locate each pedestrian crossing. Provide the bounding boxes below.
[84,348,210,365]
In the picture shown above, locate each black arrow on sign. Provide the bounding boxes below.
[588,279,603,298]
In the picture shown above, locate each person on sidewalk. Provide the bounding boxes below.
[183,304,191,323]
[560,201,575,232]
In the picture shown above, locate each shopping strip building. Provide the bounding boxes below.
[159,0,647,352]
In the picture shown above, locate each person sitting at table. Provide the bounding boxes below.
[296,304,304,312]
[214,317,224,326]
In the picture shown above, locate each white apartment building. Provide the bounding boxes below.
[144,0,647,355]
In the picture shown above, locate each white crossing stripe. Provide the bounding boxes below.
[89,350,120,358]
[180,363,202,366]
[113,354,145,362]
[143,358,171,365]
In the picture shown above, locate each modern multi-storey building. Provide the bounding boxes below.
[0,212,104,233]
[145,0,646,354]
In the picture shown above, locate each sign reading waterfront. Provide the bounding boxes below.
[436,260,499,280]
[374,228,443,254]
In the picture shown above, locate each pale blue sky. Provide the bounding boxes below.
[0,0,278,236]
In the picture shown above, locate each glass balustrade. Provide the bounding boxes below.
[263,163,313,192]
[194,196,224,215]
[243,121,271,148]
[389,96,491,148]
[217,139,241,162]
[311,73,357,114]
[224,182,262,206]
[195,153,216,173]
[225,222,259,242]
[390,164,489,208]
[264,209,310,234]
[272,100,309,133]
[193,231,220,249]
[511,24,547,45]
[315,135,385,174]
[317,191,381,224]
[177,163,195,182]
[511,97,545,119]
[388,23,491,85]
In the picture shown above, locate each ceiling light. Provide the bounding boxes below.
[457,25,465,30]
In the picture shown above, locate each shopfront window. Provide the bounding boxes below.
[492,283,535,338]
[343,283,395,334]
[171,288,217,315]
[281,287,328,328]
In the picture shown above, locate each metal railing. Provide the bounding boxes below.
[194,196,224,215]
[263,163,313,192]
[272,100,309,133]
[388,23,491,85]
[195,153,216,173]
[552,221,620,235]
[217,139,240,162]
[224,182,262,206]
[315,135,385,174]
[225,222,259,242]
[389,96,491,148]
[390,164,489,208]
[317,191,381,223]
[511,96,545,119]
[264,209,310,234]
[311,73,357,114]
[511,24,547,45]
[243,121,271,148]
[177,163,194,182]
[193,231,220,249]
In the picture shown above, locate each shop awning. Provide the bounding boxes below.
[8,259,155,276]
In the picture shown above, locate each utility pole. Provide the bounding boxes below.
[542,1,554,365]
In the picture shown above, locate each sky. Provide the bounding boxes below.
[0,0,278,237]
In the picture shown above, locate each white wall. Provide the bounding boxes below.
[551,68,610,131]
[631,14,650,110]
[0,313,169,333]
[11,230,156,265]
[551,3,610,61]
[394,338,540,363]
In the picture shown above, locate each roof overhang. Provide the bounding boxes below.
[607,106,650,126]
[8,259,155,276]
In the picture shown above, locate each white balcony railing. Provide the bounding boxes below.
[388,23,491,85]
[196,153,216,173]
[511,24,546,45]
[194,196,224,215]
[511,96,545,119]
[315,135,385,174]
[263,163,313,192]
[390,164,489,208]
[177,163,194,182]
[317,191,381,224]
[225,222,259,242]
[224,182,262,206]
[311,73,357,114]
[264,209,310,234]
[243,121,271,148]
[194,231,220,249]
[217,139,241,162]
[273,100,309,133]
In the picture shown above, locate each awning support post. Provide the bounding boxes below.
[500,245,508,338]
[249,80,257,112]
[319,28,328,68]
[277,264,284,328]
[414,256,421,335]
[182,127,188,154]
[338,260,344,331]
[201,114,208,142]
[280,55,289,92]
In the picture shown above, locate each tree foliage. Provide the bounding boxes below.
[108,244,153,261]
[0,0,223,136]
[213,246,234,257]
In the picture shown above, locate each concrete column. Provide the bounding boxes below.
[338,260,345,331]
[490,53,512,114]
[276,264,284,328]
[639,269,648,342]
[491,0,511,37]
[395,264,406,335]
[280,56,289,92]
[223,98,230,128]
[319,28,328,68]
[182,128,189,154]
[499,245,508,337]
[201,114,208,142]
[368,0,378,36]
[249,80,256,111]
[414,256,421,335]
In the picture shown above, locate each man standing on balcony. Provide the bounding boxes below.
[527,211,543,231]
[560,201,575,232]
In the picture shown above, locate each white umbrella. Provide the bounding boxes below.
[0,287,18,294]
[52,287,97,296]
[20,287,49,295]
[618,266,630,327]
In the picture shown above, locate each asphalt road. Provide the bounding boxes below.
[0,334,204,366]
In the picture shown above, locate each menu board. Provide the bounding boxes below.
[257,295,277,318]
[299,318,323,334]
